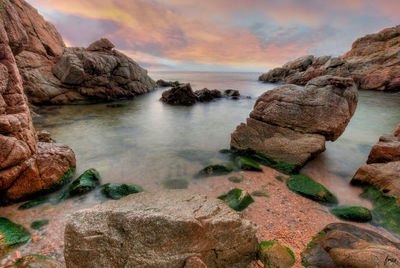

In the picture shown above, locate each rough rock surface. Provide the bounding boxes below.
[161,83,197,106]
[194,88,222,102]
[7,255,63,268]
[0,0,75,203]
[64,190,258,268]
[259,25,400,91]
[3,0,155,104]
[301,223,400,268]
[352,125,400,199]
[231,75,358,166]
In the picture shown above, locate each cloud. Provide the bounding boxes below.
[29,0,400,70]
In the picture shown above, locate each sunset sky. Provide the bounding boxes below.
[30,0,400,71]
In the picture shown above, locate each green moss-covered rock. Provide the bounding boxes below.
[161,178,188,189]
[101,183,143,200]
[286,175,338,204]
[251,190,270,197]
[30,220,49,230]
[234,156,263,171]
[18,197,49,210]
[228,176,244,183]
[360,186,400,234]
[11,254,63,268]
[331,206,372,222]
[67,169,100,197]
[259,241,295,268]
[45,167,75,193]
[275,176,284,182]
[0,218,31,257]
[196,164,233,177]
[218,188,254,211]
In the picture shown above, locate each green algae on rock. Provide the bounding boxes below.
[251,190,270,197]
[330,206,372,222]
[67,169,100,197]
[10,254,63,268]
[30,220,49,230]
[234,156,263,171]
[44,167,75,193]
[0,218,31,258]
[218,188,254,211]
[18,197,49,210]
[275,176,284,182]
[101,183,143,200]
[360,186,400,234]
[228,176,244,183]
[161,178,189,189]
[286,175,338,204]
[259,241,295,268]
[196,164,233,177]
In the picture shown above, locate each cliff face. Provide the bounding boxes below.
[259,25,400,91]
[0,0,75,203]
[6,0,156,105]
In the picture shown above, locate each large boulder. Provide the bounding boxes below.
[161,83,197,106]
[64,190,259,268]
[3,0,156,104]
[231,76,358,166]
[0,2,75,204]
[259,25,400,91]
[301,223,400,268]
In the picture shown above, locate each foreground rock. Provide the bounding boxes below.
[231,75,358,166]
[161,83,197,105]
[259,241,295,268]
[0,218,31,258]
[0,6,76,203]
[3,0,155,104]
[64,190,258,268]
[259,25,400,91]
[352,124,400,199]
[301,223,400,268]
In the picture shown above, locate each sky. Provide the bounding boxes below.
[30,0,400,71]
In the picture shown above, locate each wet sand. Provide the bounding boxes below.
[2,166,399,267]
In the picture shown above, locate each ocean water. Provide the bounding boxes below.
[32,70,400,198]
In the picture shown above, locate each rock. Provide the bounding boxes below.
[231,75,357,167]
[224,89,240,97]
[161,83,197,106]
[330,206,372,222]
[301,223,400,268]
[0,217,31,258]
[64,190,259,268]
[86,38,115,51]
[228,176,244,183]
[156,79,180,87]
[196,164,233,177]
[367,125,400,164]
[67,169,100,197]
[352,161,400,199]
[161,178,189,189]
[194,88,222,102]
[7,254,63,268]
[259,25,400,91]
[0,6,76,203]
[234,156,262,171]
[101,183,143,200]
[30,220,49,230]
[259,241,295,268]
[183,256,208,268]
[286,174,338,204]
[218,188,255,211]
[37,130,54,143]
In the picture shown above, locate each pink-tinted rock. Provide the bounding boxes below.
[367,126,400,164]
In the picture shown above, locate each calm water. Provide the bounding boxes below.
[33,71,400,199]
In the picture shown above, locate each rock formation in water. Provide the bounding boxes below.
[231,75,358,166]
[259,25,400,91]
[352,124,400,199]
[0,0,75,203]
[64,190,259,268]
[301,223,400,267]
[4,0,156,105]
[161,83,197,105]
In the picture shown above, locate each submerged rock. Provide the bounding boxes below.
[67,169,100,197]
[8,254,63,268]
[259,25,400,91]
[231,75,357,167]
[330,206,372,222]
[234,156,263,171]
[161,83,197,106]
[101,183,143,200]
[0,218,31,258]
[161,178,189,189]
[286,175,338,204]
[30,220,49,230]
[259,241,295,268]
[194,88,222,102]
[218,188,254,211]
[196,164,233,177]
[301,223,400,268]
[64,190,258,268]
